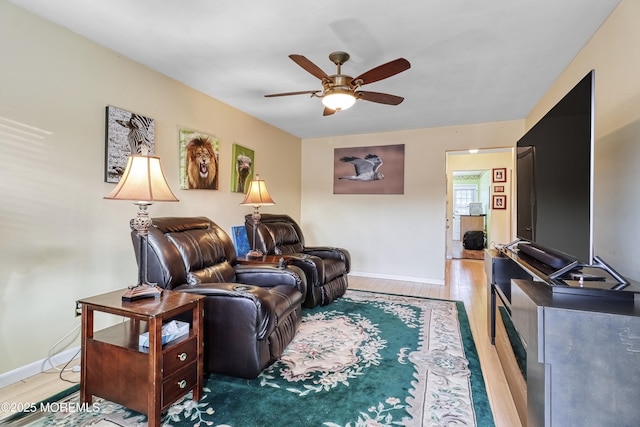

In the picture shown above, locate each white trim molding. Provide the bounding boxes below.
[348,271,445,286]
[0,346,80,388]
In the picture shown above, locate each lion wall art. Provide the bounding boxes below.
[179,129,220,190]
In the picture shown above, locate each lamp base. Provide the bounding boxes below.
[246,249,264,259]
[122,283,162,302]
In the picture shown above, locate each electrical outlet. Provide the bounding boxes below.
[75,302,82,317]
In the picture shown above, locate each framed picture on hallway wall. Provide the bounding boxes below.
[492,167,507,183]
[333,144,405,194]
[492,195,507,210]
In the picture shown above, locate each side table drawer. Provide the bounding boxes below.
[164,336,197,373]
[162,364,197,408]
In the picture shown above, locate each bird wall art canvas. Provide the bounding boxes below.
[333,144,404,194]
[231,143,254,193]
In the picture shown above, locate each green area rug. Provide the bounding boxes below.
[7,290,494,426]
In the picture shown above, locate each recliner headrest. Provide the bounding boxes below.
[152,216,212,233]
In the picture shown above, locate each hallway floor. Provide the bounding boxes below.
[452,239,485,260]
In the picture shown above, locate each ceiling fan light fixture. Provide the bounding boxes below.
[322,88,356,111]
[265,52,411,116]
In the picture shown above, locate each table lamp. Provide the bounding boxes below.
[240,174,275,258]
[104,154,178,301]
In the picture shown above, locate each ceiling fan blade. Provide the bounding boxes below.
[323,107,336,116]
[352,58,411,86]
[264,90,321,98]
[289,54,329,80]
[356,91,405,105]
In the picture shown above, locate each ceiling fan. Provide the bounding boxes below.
[264,51,411,116]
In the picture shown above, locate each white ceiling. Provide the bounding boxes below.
[11,0,620,139]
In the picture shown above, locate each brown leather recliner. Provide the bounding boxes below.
[131,217,306,379]
[244,213,350,308]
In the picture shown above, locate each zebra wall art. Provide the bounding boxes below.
[104,105,155,183]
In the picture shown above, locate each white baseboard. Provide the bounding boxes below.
[0,346,80,389]
[349,271,445,286]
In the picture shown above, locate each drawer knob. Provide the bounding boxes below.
[177,379,187,389]
[178,352,188,362]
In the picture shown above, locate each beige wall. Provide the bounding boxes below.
[0,2,301,374]
[300,0,640,285]
[3,0,639,378]
[525,0,640,281]
[300,121,523,284]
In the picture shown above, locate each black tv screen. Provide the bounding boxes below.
[516,70,594,264]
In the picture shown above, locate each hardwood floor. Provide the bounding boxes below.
[452,239,485,260]
[0,259,520,426]
[0,364,80,422]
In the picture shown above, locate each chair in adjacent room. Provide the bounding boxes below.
[244,213,350,308]
[131,216,307,379]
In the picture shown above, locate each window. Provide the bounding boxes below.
[453,185,478,214]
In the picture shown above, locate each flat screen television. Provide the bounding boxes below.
[516,70,594,265]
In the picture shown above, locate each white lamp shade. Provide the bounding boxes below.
[240,175,275,206]
[104,155,178,202]
[322,89,356,111]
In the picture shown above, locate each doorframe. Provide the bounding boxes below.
[445,148,514,260]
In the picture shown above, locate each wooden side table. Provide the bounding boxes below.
[77,289,205,427]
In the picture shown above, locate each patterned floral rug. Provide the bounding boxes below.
[7,290,494,426]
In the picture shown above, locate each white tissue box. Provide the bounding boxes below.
[139,320,189,347]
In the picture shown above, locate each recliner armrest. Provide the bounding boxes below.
[174,282,266,301]
[173,282,275,340]
[279,254,322,288]
[234,264,307,296]
[302,246,351,272]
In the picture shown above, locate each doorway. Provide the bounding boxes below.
[445,148,514,260]
[451,171,489,259]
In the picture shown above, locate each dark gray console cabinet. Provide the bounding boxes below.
[485,249,640,427]
[484,250,532,343]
